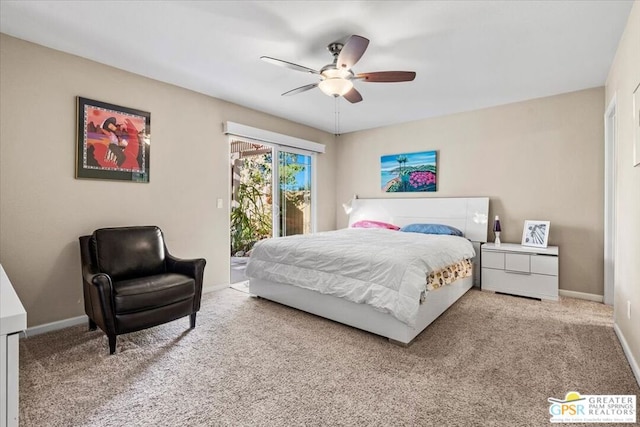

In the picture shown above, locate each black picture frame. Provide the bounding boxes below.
[76,97,150,182]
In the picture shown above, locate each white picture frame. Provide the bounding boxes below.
[633,82,640,167]
[521,220,550,248]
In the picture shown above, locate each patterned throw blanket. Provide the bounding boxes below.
[427,259,473,291]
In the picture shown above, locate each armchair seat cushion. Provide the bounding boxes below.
[113,273,195,314]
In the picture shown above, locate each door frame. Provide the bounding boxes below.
[604,94,617,306]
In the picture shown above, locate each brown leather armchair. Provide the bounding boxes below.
[79,226,206,354]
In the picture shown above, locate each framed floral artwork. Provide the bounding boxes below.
[381,150,437,192]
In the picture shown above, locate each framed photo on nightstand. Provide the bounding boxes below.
[521,220,550,248]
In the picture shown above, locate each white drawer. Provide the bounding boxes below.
[531,255,558,276]
[505,253,530,273]
[481,268,558,300]
[482,251,504,269]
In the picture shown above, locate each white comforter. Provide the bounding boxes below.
[246,228,475,326]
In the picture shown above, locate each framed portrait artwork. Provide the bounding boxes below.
[521,220,550,248]
[76,97,150,182]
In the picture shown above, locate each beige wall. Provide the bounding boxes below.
[0,34,336,327]
[605,1,640,379]
[336,87,605,296]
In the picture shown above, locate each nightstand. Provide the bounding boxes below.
[481,243,559,300]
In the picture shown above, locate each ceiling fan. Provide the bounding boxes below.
[261,35,416,104]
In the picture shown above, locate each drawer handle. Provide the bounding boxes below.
[505,270,531,275]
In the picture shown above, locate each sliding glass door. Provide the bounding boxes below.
[230,141,314,259]
[277,150,312,237]
[230,142,273,260]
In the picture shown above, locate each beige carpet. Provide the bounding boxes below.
[19,289,639,426]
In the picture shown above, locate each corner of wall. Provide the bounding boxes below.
[614,323,640,387]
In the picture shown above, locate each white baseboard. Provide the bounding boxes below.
[203,283,228,293]
[614,323,640,387]
[558,289,604,303]
[24,314,88,338]
[23,284,228,338]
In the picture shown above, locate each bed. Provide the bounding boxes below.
[247,197,489,345]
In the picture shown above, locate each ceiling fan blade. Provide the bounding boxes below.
[281,83,318,96]
[356,71,416,82]
[261,56,319,74]
[337,35,370,69]
[343,87,363,104]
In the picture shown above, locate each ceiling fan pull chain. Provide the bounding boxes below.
[335,96,341,136]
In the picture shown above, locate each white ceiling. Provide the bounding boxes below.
[0,1,633,134]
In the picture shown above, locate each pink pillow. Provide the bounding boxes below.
[351,220,400,230]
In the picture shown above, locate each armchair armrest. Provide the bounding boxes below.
[166,254,206,280]
[81,264,117,334]
[166,254,206,311]
[82,265,111,289]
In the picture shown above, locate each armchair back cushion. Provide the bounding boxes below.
[92,226,166,281]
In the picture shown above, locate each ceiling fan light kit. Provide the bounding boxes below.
[261,35,416,104]
[319,78,353,97]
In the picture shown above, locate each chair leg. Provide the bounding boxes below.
[108,335,117,355]
[190,313,197,329]
[88,319,97,331]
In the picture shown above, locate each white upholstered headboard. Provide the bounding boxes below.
[348,197,490,243]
